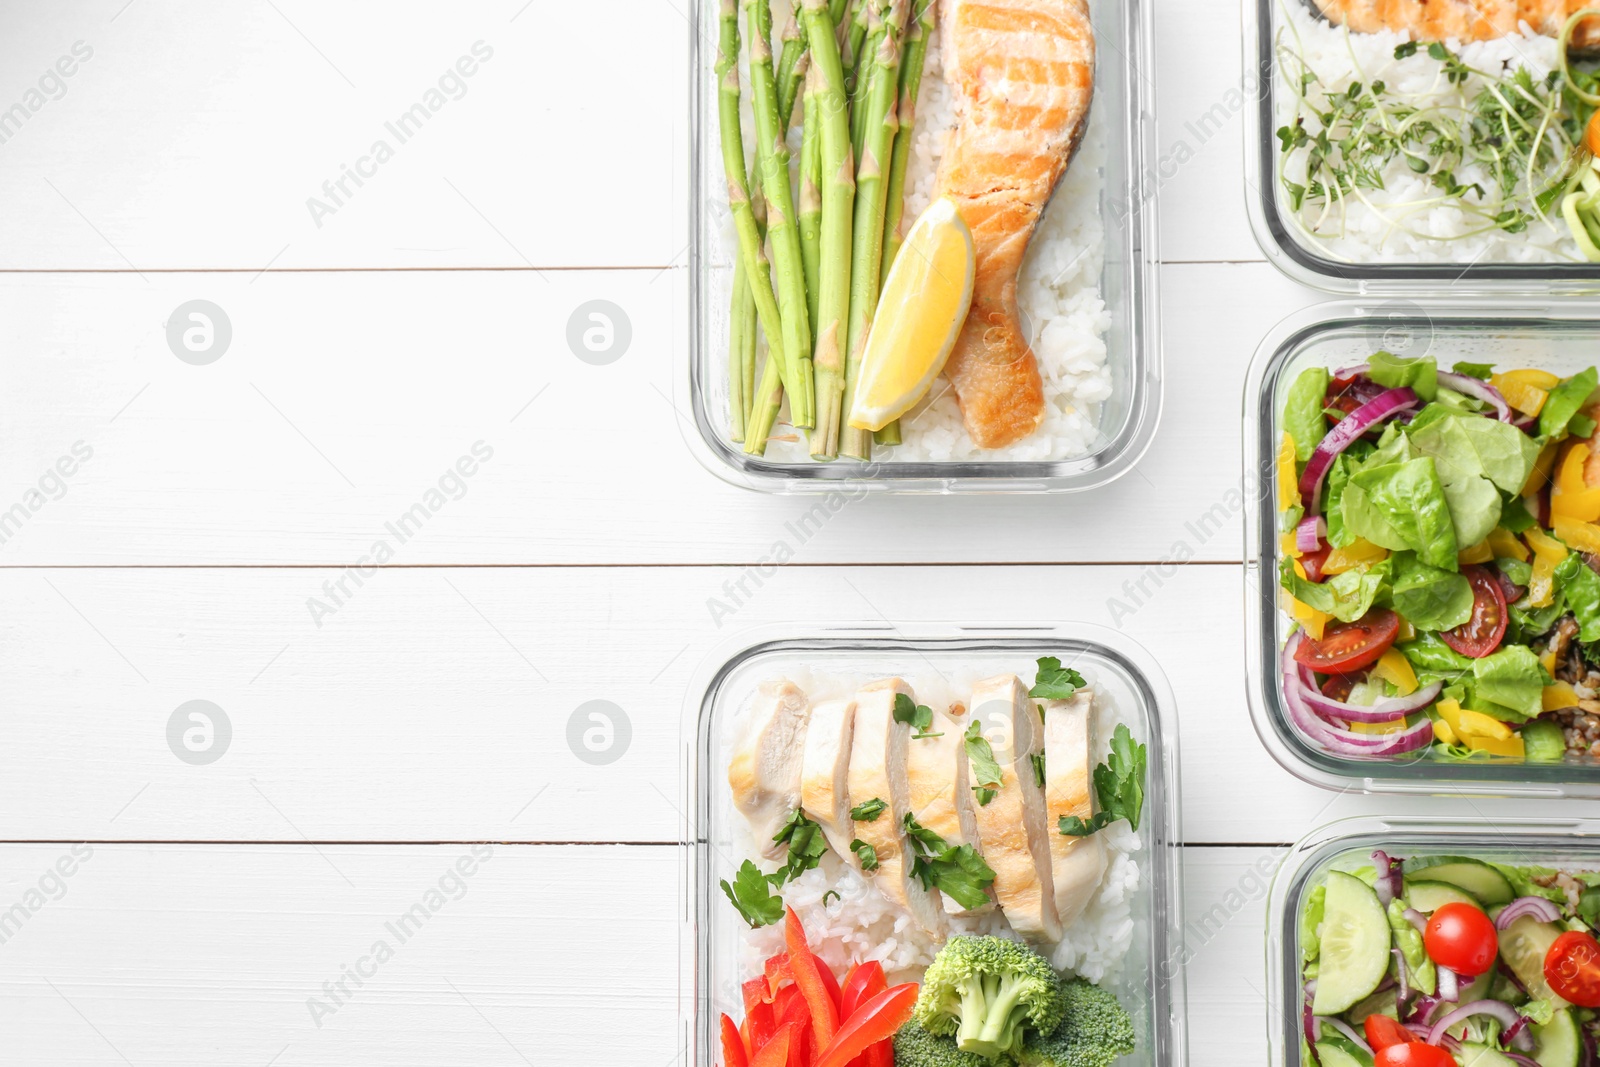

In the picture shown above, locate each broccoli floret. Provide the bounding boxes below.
[1015,978,1135,1067]
[893,1020,1014,1067]
[913,936,1064,1060]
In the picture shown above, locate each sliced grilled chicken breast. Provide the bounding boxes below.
[800,697,858,860]
[969,674,1061,943]
[905,706,990,915]
[1043,689,1108,928]
[849,678,949,937]
[728,680,810,857]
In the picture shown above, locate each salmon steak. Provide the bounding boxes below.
[932,0,1096,450]
[1311,0,1600,50]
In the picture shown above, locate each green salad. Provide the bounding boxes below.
[1299,848,1600,1067]
[1275,354,1600,763]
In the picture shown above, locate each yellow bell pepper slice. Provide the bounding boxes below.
[1487,526,1530,562]
[1436,697,1465,735]
[1290,596,1329,641]
[1277,433,1300,513]
[1322,539,1390,575]
[1433,718,1458,745]
[1464,733,1526,758]
[1526,527,1569,608]
[1396,617,1416,643]
[1457,708,1515,740]
[1553,443,1600,523]
[1458,540,1495,565]
[1351,718,1409,735]
[1540,649,1559,676]
[1280,531,1302,561]
[1493,368,1560,416]
[1371,648,1419,696]
[1524,441,1560,497]
[1554,515,1600,555]
[1544,681,1581,712]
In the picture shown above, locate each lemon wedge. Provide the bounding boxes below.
[847,197,975,432]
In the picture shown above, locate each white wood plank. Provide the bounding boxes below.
[0,840,1278,1066]
[0,0,685,271]
[1154,0,1273,265]
[0,843,679,1064]
[0,263,1319,566]
[0,563,1572,846]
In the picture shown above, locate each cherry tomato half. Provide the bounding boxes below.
[1364,1014,1413,1052]
[1424,902,1499,977]
[1325,377,1390,424]
[1441,565,1509,659]
[1294,609,1400,675]
[1321,673,1359,703]
[1375,1042,1456,1067]
[1545,930,1600,1008]
[1301,543,1332,583]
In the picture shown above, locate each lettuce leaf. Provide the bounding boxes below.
[1398,633,1474,674]
[1343,458,1459,570]
[1386,552,1474,631]
[1281,558,1390,623]
[1284,367,1331,462]
[1368,352,1438,401]
[1556,553,1600,642]
[1539,366,1598,439]
[1406,410,1539,548]
[1470,644,1544,721]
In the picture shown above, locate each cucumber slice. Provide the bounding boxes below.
[1316,1042,1368,1067]
[1458,1044,1521,1067]
[1534,1008,1581,1067]
[1523,719,1568,763]
[1500,914,1570,1007]
[1405,879,1482,912]
[1400,856,1516,906]
[1312,871,1393,1016]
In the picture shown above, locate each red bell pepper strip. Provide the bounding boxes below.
[745,976,774,1014]
[772,984,803,1023]
[838,961,886,1019]
[721,1013,750,1067]
[813,984,919,1067]
[785,908,841,1054]
[766,952,795,998]
[751,1022,797,1067]
[815,954,842,1012]
[743,1001,776,1054]
[865,1040,893,1067]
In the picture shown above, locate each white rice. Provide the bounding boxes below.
[1274,1,1582,263]
[719,663,1143,990]
[718,18,1112,462]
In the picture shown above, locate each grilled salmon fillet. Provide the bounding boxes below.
[932,0,1096,449]
[1312,0,1600,50]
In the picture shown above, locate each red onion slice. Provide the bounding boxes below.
[1495,896,1563,929]
[1303,681,1443,724]
[1297,514,1328,554]
[1282,638,1437,756]
[1393,946,1411,1004]
[1437,370,1514,423]
[1437,966,1460,1003]
[1403,907,1428,933]
[1374,849,1404,907]
[1299,387,1420,512]
[1427,1000,1532,1048]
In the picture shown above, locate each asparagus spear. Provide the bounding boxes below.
[801,0,855,460]
[850,1,886,161]
[880,0,934,279]
[846,0,871,95]
[775,2,809,128]
[872,0,932,448]
[729,260,751,442]
[745,354,785,455]
[716,0,792,434]
[839,0,906,460]
[798,66,823,333]
[747,0,816,430]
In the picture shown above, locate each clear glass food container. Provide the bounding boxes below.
[1243,0,1600,295]
[678,623,1187,1065]
[682,0,1162,493]
[1264,815,1600,1066]
[1244,301,1600,797]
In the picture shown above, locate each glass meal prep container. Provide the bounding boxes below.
[1265,815,1600,1067]
[682,0,1162,494]
[1243,0,1600,295]
[1244,301,1600,798]
[678,623,1188,1065]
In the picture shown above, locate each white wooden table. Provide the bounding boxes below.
[0,2,1550,1063]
